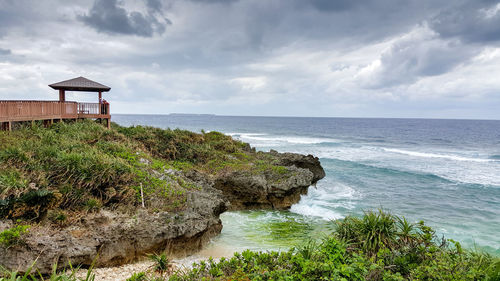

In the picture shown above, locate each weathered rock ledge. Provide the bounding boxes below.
[0,150,324,274]
[0,183,227,274]
[210,151,325,210]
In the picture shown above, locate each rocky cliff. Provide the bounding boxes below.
[211,152,325,210]
[0,122,324,274]
[0,171,227,273]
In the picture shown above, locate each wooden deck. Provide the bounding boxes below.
[0,101,110,130]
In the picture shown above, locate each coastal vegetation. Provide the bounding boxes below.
[0,120,291,222]
[0,120,323,275]
[166,210,499,280]
[0,121,497,280]
[1,211,498,280]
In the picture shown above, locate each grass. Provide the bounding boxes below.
[126,272,147,281]
[0,120,291,223]
[0,260,96,281]
[149,253,172,276]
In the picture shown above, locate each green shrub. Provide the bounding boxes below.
[486,258,500,281]
[47,209,67,224]
[126,272,147,281]
[0,169,27,197]
[84,198,102,212]
[149,253,171,275]
[0,225,30,247]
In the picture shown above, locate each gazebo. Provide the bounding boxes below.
[0,76,111,131]
[49,76,111,103]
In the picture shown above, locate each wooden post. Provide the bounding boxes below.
[140,183,145,208]
[107,118,111,129]
[59,90,65,102]
[98,92,102,115]
[7,121,11,131]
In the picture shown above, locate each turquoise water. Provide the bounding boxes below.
[114,115,500,255]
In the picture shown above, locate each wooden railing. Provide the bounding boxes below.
[0,101,109,122]
[78,103,110,118]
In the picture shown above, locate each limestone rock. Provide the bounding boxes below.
[0,148,324,274]
[0,184,227,274]
[212,151,325,210]
[270,150,326,183]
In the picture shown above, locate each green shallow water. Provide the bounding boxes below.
[200,210,334,257]
[200,209,500,259]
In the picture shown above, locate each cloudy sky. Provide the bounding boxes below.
[1,0,500,119]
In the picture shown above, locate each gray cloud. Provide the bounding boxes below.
[361,32,477,89]
[187,0,239,3]
[0,48,11,55]
[0,0,500,118]
[307,0,360,12]
[219,0,452,52]
[80,0,171,37]
[346,1,500,92]
[431,1,500,43]
[146,0,163,11]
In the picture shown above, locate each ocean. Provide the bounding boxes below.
[113,115,500,256]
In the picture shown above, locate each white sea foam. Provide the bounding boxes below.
[383,148,495,163]
[314,183,358,201]
[226,132,266,137]
[292,144,500,186]
[290,204,343,220]
[290,184,359,220]
[228,132,338,146]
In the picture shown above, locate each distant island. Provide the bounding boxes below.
[168,113,217,116]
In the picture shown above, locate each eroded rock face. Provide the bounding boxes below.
[271,150,326,184]
[212,151,325,210]
[0,185,227,274]
[0,150,324,274]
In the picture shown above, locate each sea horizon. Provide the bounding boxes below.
[113,114,500,256]
[113,113,500,122]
